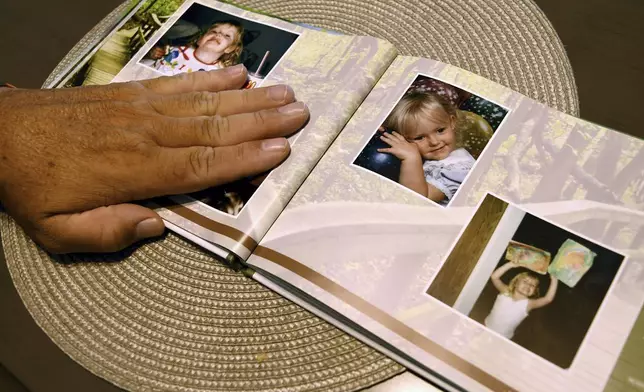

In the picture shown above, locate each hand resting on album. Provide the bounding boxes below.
[0,65,309,254]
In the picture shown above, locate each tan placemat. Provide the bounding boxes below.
[9,1,579,391]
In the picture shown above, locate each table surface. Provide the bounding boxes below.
[1,1,643,391]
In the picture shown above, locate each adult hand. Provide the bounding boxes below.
[0,65,309,254]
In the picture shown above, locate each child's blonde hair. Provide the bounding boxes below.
[508,272,540,298]
[197,20,244,67]
[384,92,458,138]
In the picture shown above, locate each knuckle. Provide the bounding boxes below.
[177,72,191,84]
[193,91,220,115]
[240,90,251,107]
[253,110,268,127]
[144,96,165,115]
[235,144,248,162]
[120,80,146,96]
[202,115,228,143]
[96,220,129,253]
[126,131,158,153]
[187,147,217,178]
[186,72,201,90]
[144,113,162,132]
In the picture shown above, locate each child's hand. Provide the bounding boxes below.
[148,45,168,60]
[378,131,421,162]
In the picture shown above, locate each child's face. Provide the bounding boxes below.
[516,277,538,297]
[403,114,456,161]
[197,24,239,54]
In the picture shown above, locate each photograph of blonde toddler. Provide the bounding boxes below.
[139,2,299,216]
[139,2,300,90]
[354,76,508,206]
[141,19,244,74]
[425,194,624,368]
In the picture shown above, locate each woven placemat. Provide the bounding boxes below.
[9,1,579,391]
[234,0,579,116]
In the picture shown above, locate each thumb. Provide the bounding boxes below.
[37,204,165,254]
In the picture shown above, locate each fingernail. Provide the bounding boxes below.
[268,85,293,101]
[262,138,289,151]
[226,64,246,76]
[277,101,306,114]
[135,218,165,239]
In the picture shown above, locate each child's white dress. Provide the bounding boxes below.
[484,294,529,339]
[422,148,475,206]
[141,46,223,76]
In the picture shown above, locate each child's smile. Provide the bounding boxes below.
[515,278,537,298]
[428,144,448,156]
[403,115,456,161]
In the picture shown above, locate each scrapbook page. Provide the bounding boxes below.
[47,3,643,389]
[73,0,398,260]
[246,56,644,392]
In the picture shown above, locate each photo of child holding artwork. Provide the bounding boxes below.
[139,2,300,89]
[354,76,508,206]
[426,194,624,368]
[484,260,558,339]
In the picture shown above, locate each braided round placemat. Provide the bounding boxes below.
[234,0,579,116]
[10,1,579,391]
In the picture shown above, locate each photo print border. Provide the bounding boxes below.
[350,72,511,208]
[137,0,302,89]
[421,192,627,370]
[148,0,303,218]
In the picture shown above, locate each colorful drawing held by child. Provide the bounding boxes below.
[505,240,551,274]
[548,239,596,288]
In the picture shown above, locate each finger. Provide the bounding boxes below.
[151,101,309,148]
[391,131,407,141]
[377,148,393,153]
[26,66,247,106]
[35,204,165,254]
[154,138,290,195]
[139,65,248,95]
[379,135,396,145]
[148,84,296,117]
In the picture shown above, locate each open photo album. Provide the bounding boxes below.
[51,1,644,391]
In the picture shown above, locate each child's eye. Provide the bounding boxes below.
[436,128,446,134]
[413,136,424,141]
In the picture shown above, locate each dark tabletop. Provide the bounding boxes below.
[0,0,643,391]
